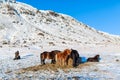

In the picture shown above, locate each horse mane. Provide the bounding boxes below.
[68,49,80,67]
[71,49,79,55]
[62,49,71,55]
[94,55,99,59]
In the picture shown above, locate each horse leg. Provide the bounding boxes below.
[41,59,45,65]
[53,59,56,64]
[62,59,64,66]
[72,55,77,67]
[41,60,43,65]
[63,59,66,66]
[58,59,60,66]
[75,58,78,66]
[51,59,55,64]
[60,58,63,65]
[41,58,43,64]
[66,55,70,65]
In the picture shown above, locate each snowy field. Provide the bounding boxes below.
[0,45,120,80]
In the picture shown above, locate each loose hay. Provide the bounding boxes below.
[22,64,73,72]
[19,62,93,73]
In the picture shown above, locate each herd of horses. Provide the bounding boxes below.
[13,49,100,67]
[40,49,100,67]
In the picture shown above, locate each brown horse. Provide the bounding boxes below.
[13,51,21,60]
[55,49,71,66]
[87,54,100,62]
[40,50,61,65]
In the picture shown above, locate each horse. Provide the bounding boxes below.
[50,50,61,64]
[66,49,80,67]
[40,50,61,65]
[55,49,71,66]
[87,54,100,62]
[13,51,21,60]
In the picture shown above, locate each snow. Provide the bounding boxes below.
[0,1,120,80]
[0,45,120,80]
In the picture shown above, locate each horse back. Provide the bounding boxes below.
[49,50,61,59]
[41,51,49,59]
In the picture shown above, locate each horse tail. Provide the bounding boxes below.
[40,53,42,63]
[66,55,70,65]
[55,53,58,62]
[40,53,45,65]
[72,54,77,67]
[40,53,43,64]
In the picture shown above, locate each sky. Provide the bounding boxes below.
[17,0,120,35]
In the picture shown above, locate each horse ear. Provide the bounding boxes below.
[97,54,99,57]
[17,51,19,53]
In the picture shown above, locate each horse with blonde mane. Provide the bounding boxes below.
[55,49,71,66]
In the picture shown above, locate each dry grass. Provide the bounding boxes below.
[22,64,72,72]
[21,58,74,72]
[19,62,93,74]
[16,58,94,74]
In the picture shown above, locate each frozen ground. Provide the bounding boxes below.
[0,45,120,80]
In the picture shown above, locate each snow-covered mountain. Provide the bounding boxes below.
[0,2,120,47]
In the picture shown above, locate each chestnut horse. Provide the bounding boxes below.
[87,54,100,62]
[55,49,71,66]
[66,49,80,67]
[40,50,61,65]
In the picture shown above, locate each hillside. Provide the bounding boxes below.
[0,2,120,48]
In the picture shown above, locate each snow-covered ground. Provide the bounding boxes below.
[0,45,120,80]
[0,1,120,80]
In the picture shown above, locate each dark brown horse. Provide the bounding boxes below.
[40,50,61,65]
[87,54,100,62]
[66,49,80,67]
[55,49,71,66]
[13,51,21,60]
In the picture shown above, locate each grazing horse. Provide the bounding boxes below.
[66,49,80,67]
[13,51,21,60]
[50,50,61,64]
[55,49,71,66]
[40,50,61,65]
[87,54,100,62]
